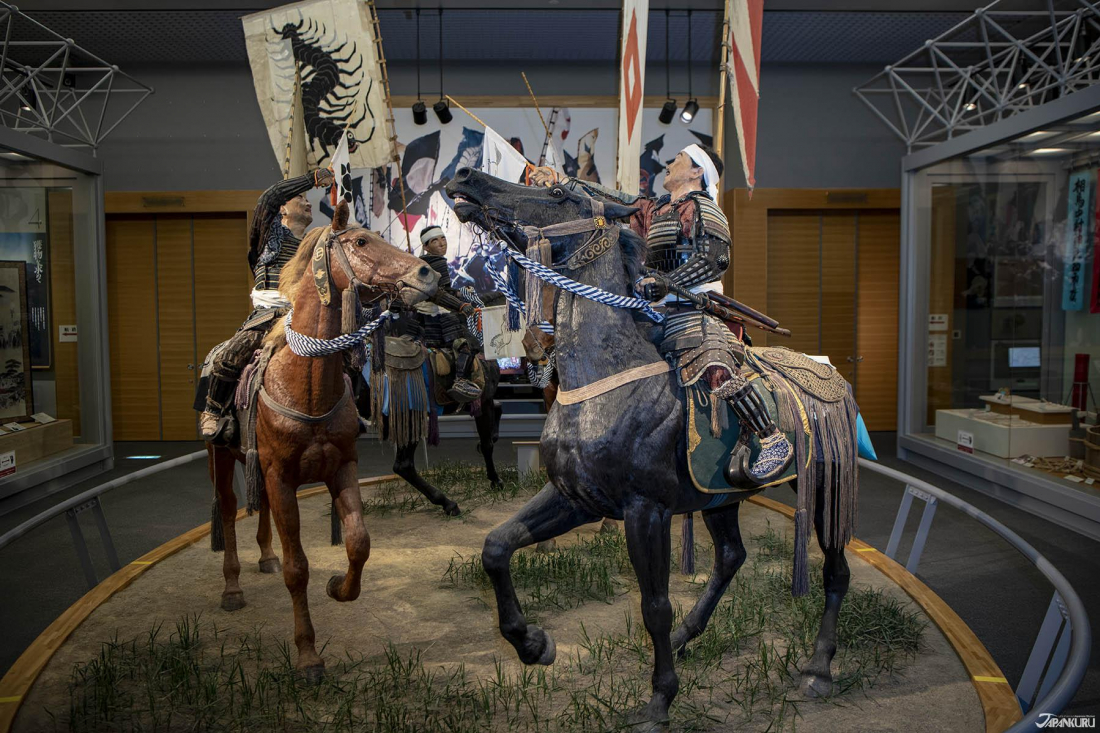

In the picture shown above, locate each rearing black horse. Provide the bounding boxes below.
[447,168,860,731]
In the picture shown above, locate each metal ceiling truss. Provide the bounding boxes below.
[855,0,1100,151]
[0,1,151,151]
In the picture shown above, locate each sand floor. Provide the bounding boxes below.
[15,483,985,732]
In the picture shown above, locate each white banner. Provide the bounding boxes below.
[482,126,530,184]
[331,129,352,209]
[243,0,391,169]
[615,0,649,195]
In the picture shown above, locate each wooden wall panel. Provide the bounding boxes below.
[192,214,251,362]
[729,189,768,344]
[928,187,957,424]
[155,217,197,440]
[857,211,901,431]
[821,213,857,382]
[767,212,821,356]
[47,190,79,436]
[106,217,159,441]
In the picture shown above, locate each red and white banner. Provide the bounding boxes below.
[615,0,649,195]
[726,0,763,191]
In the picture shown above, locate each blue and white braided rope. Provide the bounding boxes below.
[499,246,664,324]
[284,308,392,358]
[477,244,554,335]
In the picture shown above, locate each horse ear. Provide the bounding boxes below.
[333,200,350,232]
[604,201,639,221]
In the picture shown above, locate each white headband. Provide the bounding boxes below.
[682,144,719,201]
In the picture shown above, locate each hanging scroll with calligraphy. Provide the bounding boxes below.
[1063,170,1093,311]
[1092,170,1100,314]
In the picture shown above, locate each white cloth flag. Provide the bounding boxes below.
[242,0,391,169]
[482,126,529,184]
[331,129,353,210]
[542,138,565,175]
[615,0,649,195]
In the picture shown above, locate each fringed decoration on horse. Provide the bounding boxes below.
[341,283,360,335]
[506,258,523,331]
[680,512,695,575]
[745,348,860,597]
[371,318,386,373]
[387,363,430,448]
[427,365,441,447]
[245,447,263,515]
[210,492,225,552]
[525,237,554,330]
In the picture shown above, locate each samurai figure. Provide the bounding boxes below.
[199,168,335,442]
[531,144,794,484]
[391,225,481,402]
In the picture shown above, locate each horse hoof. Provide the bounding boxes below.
[258,557,281,574]
[625,704,670,732]
[535,539,556,553]
[443,502,461,517]
[326,574,346,601]
[799,673,833,698]
[220,591,246,612]
[490,480,504,492]
[521,625,556,666]
[299,664,325,686]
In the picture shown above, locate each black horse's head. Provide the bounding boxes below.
[445,167,638,266]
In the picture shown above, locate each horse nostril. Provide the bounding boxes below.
[418,265,431,279]
[454,167,471,181]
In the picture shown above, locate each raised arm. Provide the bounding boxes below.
[248,168,333,269]
[529,166,657,237]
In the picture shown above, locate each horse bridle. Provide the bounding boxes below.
[518,198,620,271]
[311,226,398,309]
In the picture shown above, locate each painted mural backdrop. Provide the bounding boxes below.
[306,106,713,290]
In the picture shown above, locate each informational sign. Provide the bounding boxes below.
[928,313,948,331]
[3,422,25,432]
[1063,170,1094,310]
[31,412,55,424]
[928,333,947,367]
[957,429,974,454]
[59,324,77,342]
[0,450,15,478]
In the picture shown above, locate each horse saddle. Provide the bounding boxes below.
[385,336,426,370]
[426,347,486,406]
[685,369,811,494]
[746,346,848,403]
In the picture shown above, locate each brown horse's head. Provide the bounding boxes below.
[281,201,439,309]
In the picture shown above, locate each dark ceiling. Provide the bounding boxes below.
[16,8,975,67]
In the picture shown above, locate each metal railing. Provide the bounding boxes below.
[0,450,209,588]
[862,458,1090,729]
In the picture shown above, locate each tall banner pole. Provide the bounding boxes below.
[366,0,412,253]
[715,0,730,192]
[615,0,649,195]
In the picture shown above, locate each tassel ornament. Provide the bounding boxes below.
[680,512,696,575]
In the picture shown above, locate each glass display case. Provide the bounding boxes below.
[0,129,111,506]
[899,86,1100,537]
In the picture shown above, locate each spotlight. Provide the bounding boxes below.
[18,83,36,113]
[680,98,699,124]
[964,102,977,112]
[412,99,427,125]
[433,99,452,124]
[659,99,677,124]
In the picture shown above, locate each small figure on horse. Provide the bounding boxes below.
[199,168,335,443]
[531,144,794,485]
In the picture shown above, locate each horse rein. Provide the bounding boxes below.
[519,199,620,271]
[311,227,397,310]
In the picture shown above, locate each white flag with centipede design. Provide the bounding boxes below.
[243,0,391,170]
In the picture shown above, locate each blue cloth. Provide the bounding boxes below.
[362,362,442,416]
[856,413,877,460]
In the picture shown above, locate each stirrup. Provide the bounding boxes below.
[749,432,794,481]
[447,377,481,403]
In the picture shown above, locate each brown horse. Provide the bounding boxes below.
[206,202,439,682]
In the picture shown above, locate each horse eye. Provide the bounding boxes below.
[549,187,565,198]
[355,237,367,247]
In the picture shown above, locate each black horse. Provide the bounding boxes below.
[447,168,860,731]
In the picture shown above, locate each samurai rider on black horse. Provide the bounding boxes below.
[387,224,482,403]
[530,144,794,484]
[199,167,334,443]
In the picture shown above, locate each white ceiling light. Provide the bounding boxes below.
[1030,147,1071,156]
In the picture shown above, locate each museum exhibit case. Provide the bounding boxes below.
[899,85,1100,538]
[0,129,112,508]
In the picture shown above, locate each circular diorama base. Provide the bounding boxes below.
[13,465,988,733]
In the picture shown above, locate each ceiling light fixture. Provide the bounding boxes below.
[964,102,977,112]
[681,10,696,124]
[434,9,451,124]
[659,9,676,124]
[412,9,427,125]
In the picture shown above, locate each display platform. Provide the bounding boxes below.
[4,470,1016,733]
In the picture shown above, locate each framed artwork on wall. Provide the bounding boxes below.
[0,261,33,420]
[0,188,50,369]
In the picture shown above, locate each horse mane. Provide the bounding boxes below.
[618,226,648,286]
[262,226,328,349]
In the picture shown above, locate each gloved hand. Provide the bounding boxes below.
[314,168,336,188]
[634,275,669,302]
[529,167,560,187]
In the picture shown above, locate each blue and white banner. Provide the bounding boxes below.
[1063,170,1094,310]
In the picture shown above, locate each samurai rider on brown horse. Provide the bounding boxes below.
[203,199,439,681]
